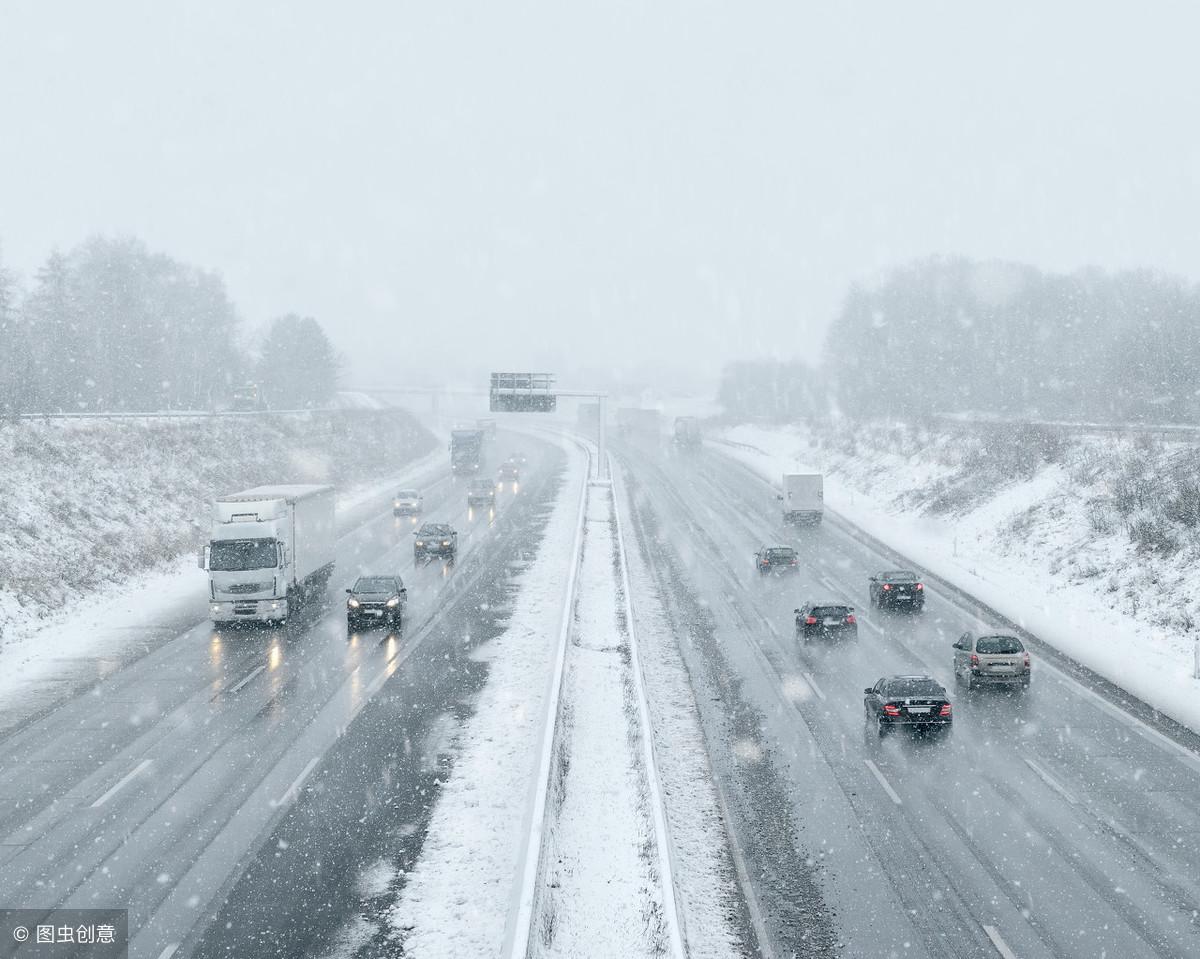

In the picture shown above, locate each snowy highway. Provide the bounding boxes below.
[619,440,1200,958]
[0,435,565,959]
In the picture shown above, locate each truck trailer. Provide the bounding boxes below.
[450,429,485,474]
[780,473,824,525]
[202,484,337,624]
[673,416,703,449]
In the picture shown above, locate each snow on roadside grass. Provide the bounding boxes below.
[718,422,1200,736]
[384,450,586,957]
[531,482,663,958]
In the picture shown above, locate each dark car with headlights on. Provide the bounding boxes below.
[795,603,858,642]
[467,478,497,507]
[346,575,407,629]
[864,675,952,739]
[755,545,799,576]
[498,460,520,482]
[414,523,458,562]
[868,569,924,610]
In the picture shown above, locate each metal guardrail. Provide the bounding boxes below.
[929,413,1200,440]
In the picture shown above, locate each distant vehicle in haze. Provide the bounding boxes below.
[467,478,496,507]
[864,675,953,739]
[201,484,336,624]
[953,632,1031,690]
[616,407,662,440]
[346,575,407,630]
[755,545,799,575]
[414,523,457,562]
[780,473,823,525]
[795,603,857,642]
[497,460,520,482]
[868,570,925,610]
[673,416,703,449]
[450,428,485,474]
[231,383,268,411]
[393,489,423,516]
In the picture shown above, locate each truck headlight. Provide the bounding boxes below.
[347,598,360,608]
[210,604,220,613]
[386,597,400,608]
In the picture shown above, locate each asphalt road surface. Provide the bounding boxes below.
[0,433,562,959]
[619,439,1200,959]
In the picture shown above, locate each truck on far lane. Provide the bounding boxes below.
[780,473,823,525]
[450,428,485,474]
[201,484,336,624]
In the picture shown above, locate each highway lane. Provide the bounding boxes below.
[0,432,558,959]
[619,440,1200,958]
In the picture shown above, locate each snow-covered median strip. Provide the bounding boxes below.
[386,448,587,956]
[715,422,1200,737]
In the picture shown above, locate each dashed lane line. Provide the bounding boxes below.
[863,758,902,806]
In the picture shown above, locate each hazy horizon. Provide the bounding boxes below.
[4,1,1200,389]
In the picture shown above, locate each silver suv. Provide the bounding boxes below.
[953,632,1031,690]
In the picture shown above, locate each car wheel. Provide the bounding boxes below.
[346,617,356,630]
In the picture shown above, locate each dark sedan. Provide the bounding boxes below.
[864,675,952,739]
[869,570,925,610]
[346,575,407,629]
[755,546,799,575]
[414,523,458,562]
[795,603,858,642]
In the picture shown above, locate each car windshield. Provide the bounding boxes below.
[209,539,277,571]
[397,490,419,499]
[767,548,796,559]
[353,577,395,593]
[472,481,493,490]
[882,571,917,582]
[810,606,850,618]
[977,635,1024,654]
[887,679,944,697]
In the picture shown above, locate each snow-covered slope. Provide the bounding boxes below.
[0,411,436,642]
[718,420,1200,734]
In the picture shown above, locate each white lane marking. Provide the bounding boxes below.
[1023,757,1078,806]
[856,615,883,635]
[983,924,1019,959]
[226,663,266,694]
[156,945,180,959]
[863,758,902,805]
[273,756,319,808]
[802,672,827,701]
[817,575,841,594]
[90,758,152,808]
[1039,659,1200,778]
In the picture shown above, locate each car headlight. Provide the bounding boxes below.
[210,604,220,613]
[394,500,401,507]
[415,541,424,547]
[386,597,400,608]
[442,540,450,546]
[347,598,360,608]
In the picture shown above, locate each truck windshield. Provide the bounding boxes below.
[210,539,278,571]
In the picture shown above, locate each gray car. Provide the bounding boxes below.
[953,632,1031,690]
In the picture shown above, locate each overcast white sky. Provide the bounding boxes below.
[2,1,1198,389]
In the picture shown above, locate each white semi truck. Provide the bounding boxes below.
[780,473,824,525]
[201,484,337,624]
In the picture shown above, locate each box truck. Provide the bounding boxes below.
[201,484,336,624]
[673,416,703,449]
[450,429,485,474]
[781,473,823,525]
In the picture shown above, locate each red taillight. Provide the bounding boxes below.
[1024,653,1031,669]
[845,614,857,625]
[790,559,798,565]
[970,654,980,668]
[883,704,901,716]
[882,583,892,591]
[805,616,817,625]
[939,703,952,716]
[760,560,769,566]
[915,583,924,591]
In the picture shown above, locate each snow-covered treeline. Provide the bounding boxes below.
[721,257,1200,424]
[0,237,340,414]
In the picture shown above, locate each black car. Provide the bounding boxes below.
[795,603,858,642]
[414,523,458,562]
[346,575,407,629]
[864,675,952,738]
[869,570,925,610]
[755,545,799,575]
